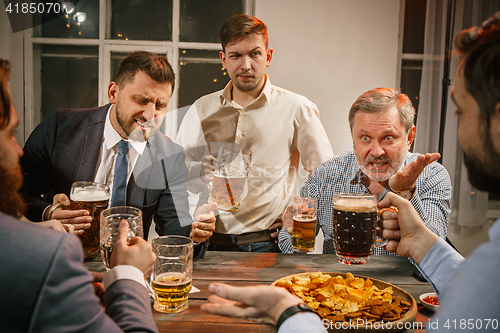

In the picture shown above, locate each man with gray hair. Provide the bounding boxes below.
[279,87,452,255]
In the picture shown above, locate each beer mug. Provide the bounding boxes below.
[292,197,318,253]
[70,181,110,258]
[332,193,388,264]
[100,206,143,270]
[209,144,251,212]
[149,236,193,313]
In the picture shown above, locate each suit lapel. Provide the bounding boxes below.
[74,106,108,182]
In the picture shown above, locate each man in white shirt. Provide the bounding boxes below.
[177,14,334,252]
[21,51,216,258]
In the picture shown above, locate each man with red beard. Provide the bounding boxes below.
[279,88,452,255]
[0,58,158,332]
[21,51,216,259]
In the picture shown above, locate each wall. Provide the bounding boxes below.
[255,0,401,253]
[255,0,401,155]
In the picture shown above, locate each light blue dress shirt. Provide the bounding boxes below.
[421,218,500,332]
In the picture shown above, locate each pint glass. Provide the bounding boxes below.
[150,236,193,313]
[332,193,387,264]
[100,206,143,270]
[70,181,110,258]
[292,197,318,253]
[209,145,251,211]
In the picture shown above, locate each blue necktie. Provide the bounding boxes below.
[111,140,130,207]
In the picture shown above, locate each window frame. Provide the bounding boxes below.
[23,0,253,141]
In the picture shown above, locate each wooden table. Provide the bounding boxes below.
[85,252,435,332]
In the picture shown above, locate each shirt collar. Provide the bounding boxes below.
[103,106,147,155]
[219,74,272,107]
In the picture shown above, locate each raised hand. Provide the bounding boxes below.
[388,153,440,192]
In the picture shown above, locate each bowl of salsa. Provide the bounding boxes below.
[420,292,439,311]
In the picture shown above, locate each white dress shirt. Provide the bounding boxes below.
[94,106,146,203]
[177,75,334,234]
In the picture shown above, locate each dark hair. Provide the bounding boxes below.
[0,59,11,130]
[114,51,176,92]
[348,87,415,134]
[454,11,500,131]
[219,14,268,52]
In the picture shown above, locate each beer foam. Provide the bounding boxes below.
[293,216,316,222]
[333,198,376,213]
[71,188,109,202]
[154,272,191,286]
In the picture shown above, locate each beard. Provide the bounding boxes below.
[233,72,264,92]
[463,135,500,197]
[0,161,26,218]
[115,99,164,142]
[355,148,408,182]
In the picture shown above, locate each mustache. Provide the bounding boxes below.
[133,116,157,128]
[365,155,392,165]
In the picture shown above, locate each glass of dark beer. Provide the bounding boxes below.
[209,144,251,212]
[70,181,110,258]
[100,206,143,270]
[332,193,387,264]
[292,197,318,253]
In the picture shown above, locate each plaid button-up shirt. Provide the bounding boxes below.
[278,149,452,256]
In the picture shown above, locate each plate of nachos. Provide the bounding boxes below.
[272,272,417,332]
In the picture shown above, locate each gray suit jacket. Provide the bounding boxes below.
[0,213,158,333]
[21,105,192,239]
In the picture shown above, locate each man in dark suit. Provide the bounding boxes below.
[21,51,216,256]
[0,58,158,332]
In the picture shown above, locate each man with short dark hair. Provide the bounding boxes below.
[177,14,334,252]
[279,88,452,255]
[0,58,158,332]
[21,51,216,258]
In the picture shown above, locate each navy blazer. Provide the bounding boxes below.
[21,105,193,241]
[0,213,158,332]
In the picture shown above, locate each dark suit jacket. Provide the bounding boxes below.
[21,105,199,246]
[0,213,158,333]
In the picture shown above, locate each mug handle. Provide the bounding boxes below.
[375,207,398,248]
[144,276,157,300]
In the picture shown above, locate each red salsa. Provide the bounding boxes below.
[423,295,439,305]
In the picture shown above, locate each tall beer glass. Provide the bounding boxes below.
[70,181,110,258]
[150,236,193,313]
[209,144,251,211]
[100,206,143,270]
[332,193,387,264]
[292,197,318,253]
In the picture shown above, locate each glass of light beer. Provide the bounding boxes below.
[292,197,318,253]
[332,193,388,264]
[209,144,251,211]
[100,206,143,270]
[149,236,193,313]
[70,181,110,258]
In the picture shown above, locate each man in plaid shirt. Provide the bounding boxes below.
[278,88,452,255]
